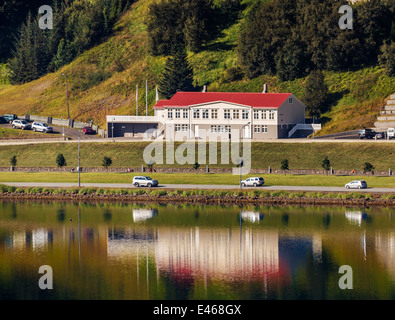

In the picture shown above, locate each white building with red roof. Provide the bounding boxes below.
[107,89,311,140]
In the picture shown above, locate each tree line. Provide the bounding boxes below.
[8,0,132,84]
[238,0,395,81]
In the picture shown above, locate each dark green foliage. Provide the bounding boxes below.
[0,0,52,62]
[321,156,331,172]
[56,153,67,167]
[159,46,194,99]
[193,162,200,171]
[281,159,289,171]
[10,155,17,167]
[8,0,131,84]
[8,13,52,84]
[238,0,394,80]
[363,162,374,173]
[102,156,113,169]
[147,0,213,55]
[379,41,395,76]
[303,70,329,117]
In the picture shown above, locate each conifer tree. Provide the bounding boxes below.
[159,46,194,99]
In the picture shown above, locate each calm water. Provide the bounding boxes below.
[1,200,395,300]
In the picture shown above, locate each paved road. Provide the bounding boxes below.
[2,182,395,193]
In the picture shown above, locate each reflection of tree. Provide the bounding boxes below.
[11,203,17,219]
[103,211,112,222]
[57,209,65,222]
[282,214,289,225]
[322,215,331,229]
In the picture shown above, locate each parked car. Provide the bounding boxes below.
[0,116,7,124]
[345,180,367,189]
[358,128,376,139]
[31,122,53,133]
[388,128,395,140]
[12,120,31,130]
[240,177,265,187]
[82,126,95,134]
[132,176,158,188]
[3,114,18,123]
[375,132,385,139]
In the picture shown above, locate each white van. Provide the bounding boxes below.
[388,128,394,139]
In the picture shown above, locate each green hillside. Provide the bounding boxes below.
[0,0,394,132]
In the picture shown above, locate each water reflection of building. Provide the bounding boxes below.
[240,211,264,223]
[375,231,395,280]
[155,227,279,280]
[345,211,367,227]
[133,209,158,223]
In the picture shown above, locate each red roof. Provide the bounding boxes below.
[153,92,292,109]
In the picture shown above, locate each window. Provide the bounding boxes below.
[262,110,267,120]
[224,109,231,119]
[211,125,217,133]
[261,125,268,133]
[289,97,293,104]
[218,125,224,133]
[269,110,275,120]
[225,125,231,133]
[168,109,173,119]
[211,109,218,119]
[193,109,200,119]
[202,109,209,119]
[254,125,260,133]
[175,109,180,119]
[183,109,188,119]
[182,124,188,132]
[242,110,249,120]
[175,124,181,132]
[254,110,259,120]
[233,110,239,119]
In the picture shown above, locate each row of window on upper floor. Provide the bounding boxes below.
[166,108,276,120]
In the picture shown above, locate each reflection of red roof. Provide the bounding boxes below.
[153,92,292,109]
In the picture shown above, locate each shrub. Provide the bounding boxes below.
[56,154,67,167]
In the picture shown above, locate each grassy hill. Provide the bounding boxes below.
[0,0,394,132]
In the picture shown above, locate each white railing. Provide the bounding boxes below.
[107,115,160,123]
[288,123,321,138]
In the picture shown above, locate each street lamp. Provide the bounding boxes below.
[239,122,250,189]
[78,128,81,187]
[61,73,70,119]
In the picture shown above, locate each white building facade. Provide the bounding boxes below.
[107,91,308,140]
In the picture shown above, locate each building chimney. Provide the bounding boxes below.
[202,85,207,93]
[262,84,268,93]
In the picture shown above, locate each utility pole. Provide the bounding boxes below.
[146,80,148,116]
[78,129,81,187]
[62,73,70,119]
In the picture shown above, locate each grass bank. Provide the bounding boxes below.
[1,172,395,188]
[1,185,394,207]
[1,141,395,171]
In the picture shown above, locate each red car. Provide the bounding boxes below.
[82,126,95,134]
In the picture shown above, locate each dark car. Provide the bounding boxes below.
[3,114,18,123]
[82,126,95,134]
[375,132,385,139]
[0,116,7,124]
[358,129,376,139]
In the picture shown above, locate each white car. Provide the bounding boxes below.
[31,122,53,133]
[345,180,367,189]
[132,176,158,188]
[388,128,394,139]
[240,177,264,187]
[12,120,31,130]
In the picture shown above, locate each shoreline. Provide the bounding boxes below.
[1,190,394,207]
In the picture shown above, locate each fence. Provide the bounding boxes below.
[24,114,99,132]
